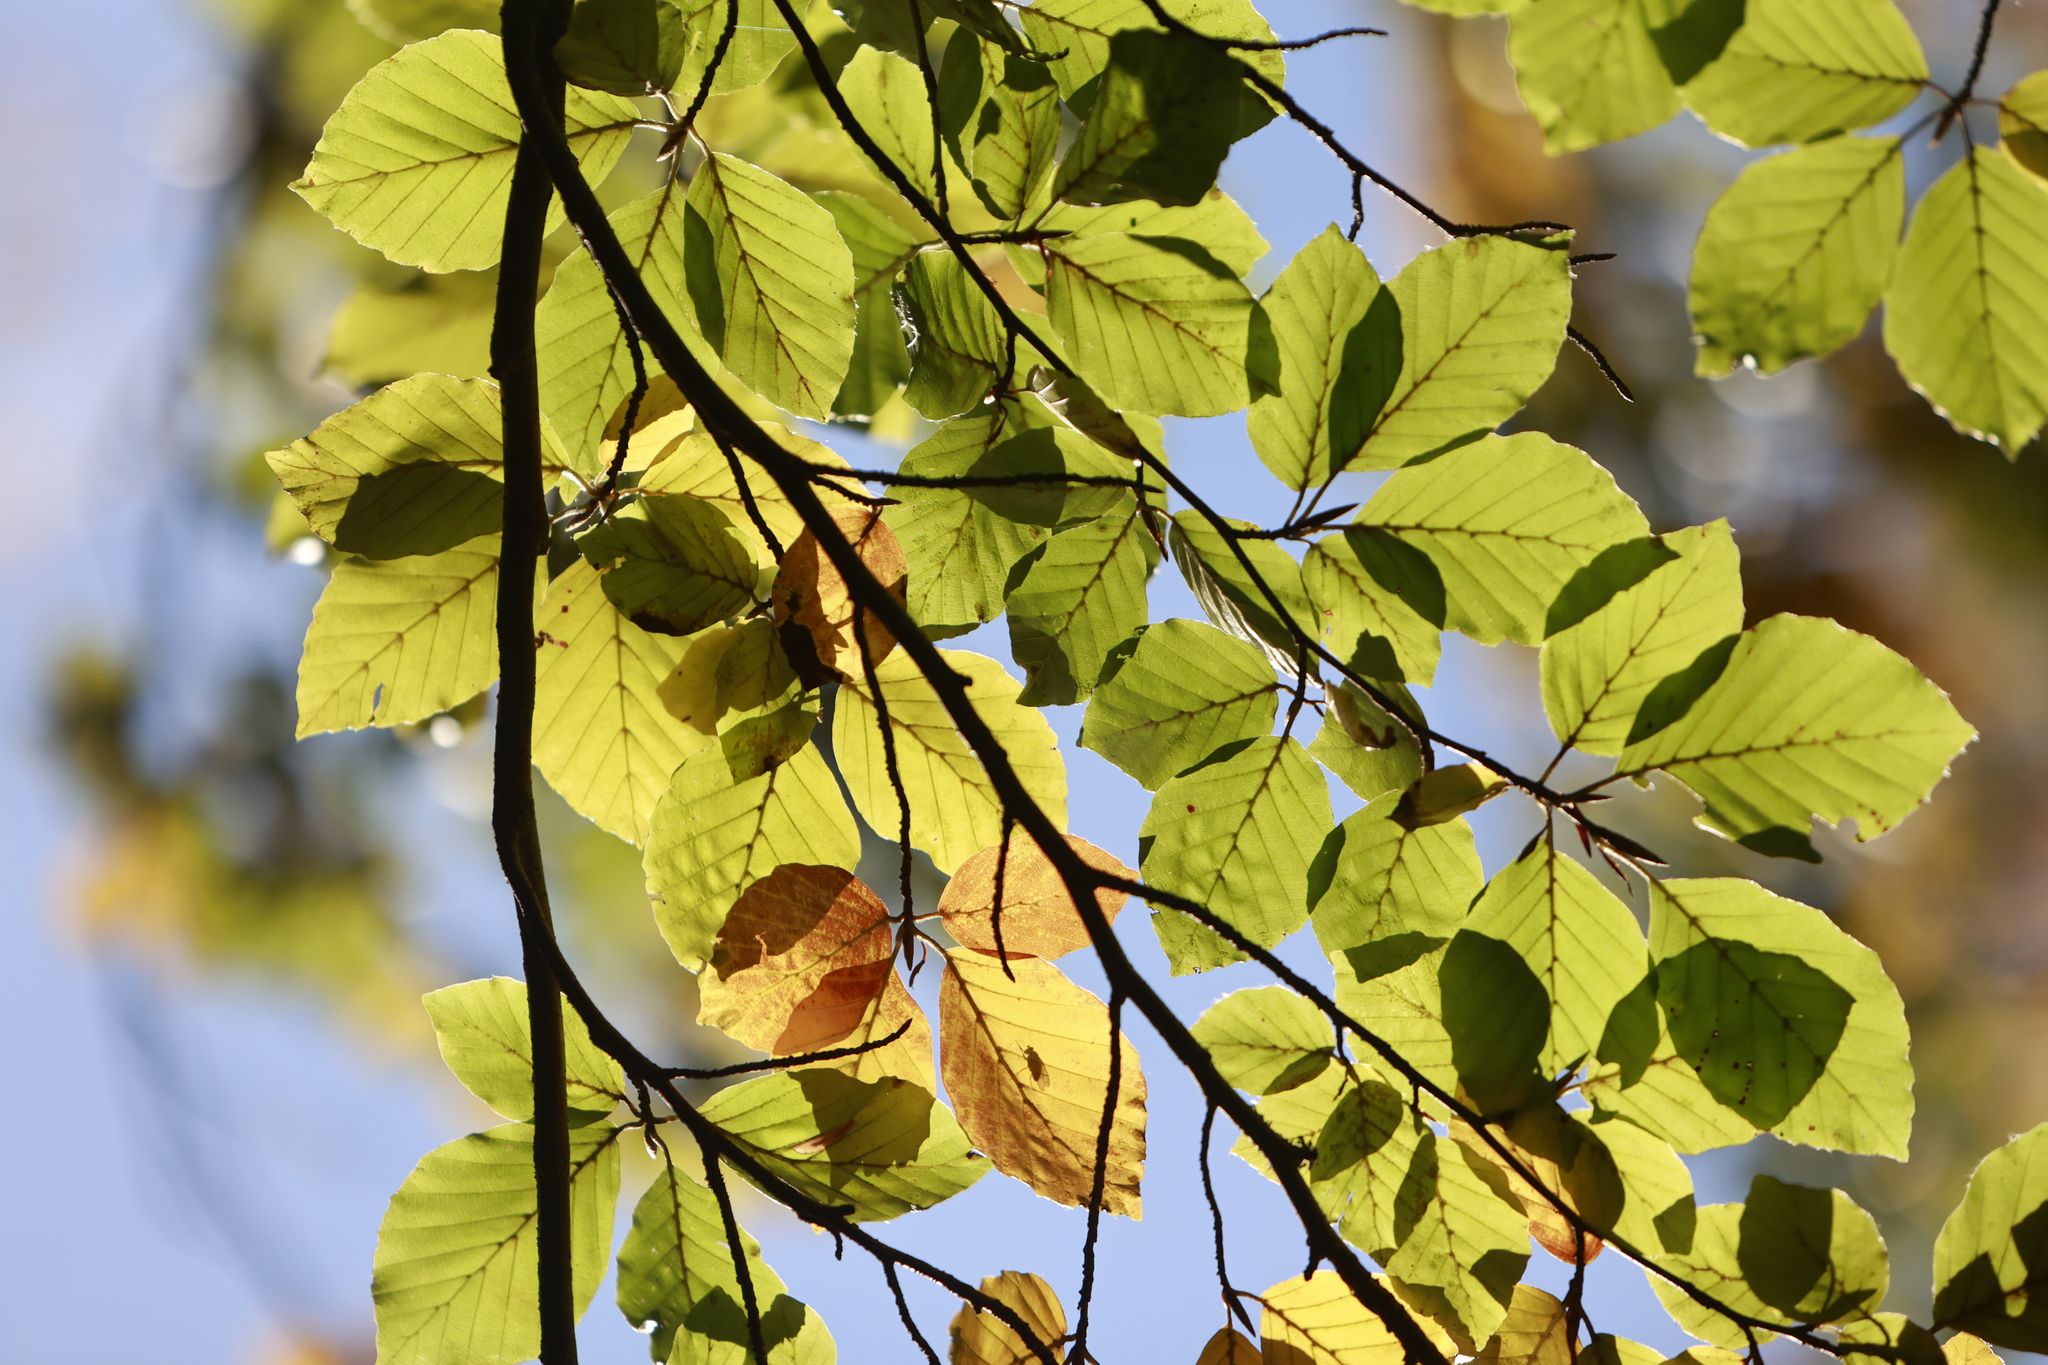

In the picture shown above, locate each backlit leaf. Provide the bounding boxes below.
[1933,1124,2048,1351]
[1689,137,1906,377]
[293,30,638,272]
[1141,735,1332,973]
[1684,0,1926,148]
[833,649,1068,874]
[1616,614,1974,855]
[698,1069,989,1220]
[422,976,624,1123]
[1883,148,2048,454]
[372,1124,621,1365]
[948,1270,1068,1365]
[939,830,1132,959]
[645,741,862,970]
[1079,619,1279,789]
[939,949,1146,1214]
[1191,985,1335,1095]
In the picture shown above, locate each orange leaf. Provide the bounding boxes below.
[771,505,908,680]
[938,950,1146,1215]
[699,864,894,1055]
[939,830,1133,960]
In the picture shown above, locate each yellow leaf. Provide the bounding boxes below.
[949,1270,1068,1364]
[1474,1286,1572,1365]
[836,972,937,1089]
[1260,1271,1453,1365]
[1393,762,1507,829]
[939,830,1132,960]
[938,950,1146,1215]
[699,864,895,1055]
[1197,1327,1262,1364]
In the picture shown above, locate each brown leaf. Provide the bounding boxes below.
[838,972,937,1089]
[938,950,1146,1215]
[772,504,908,680]
[948,1270,1067,1365]
[939,830,1133,960]
[699,864,894,1055]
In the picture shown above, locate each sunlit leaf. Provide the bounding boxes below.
[1141,735,1332,973]
[1933,1124,2048,1351]
[939,830,1132,959]
[422,976,624,1123]
[833,649,1067,874]
[939,949,1146,1214]
[1684,0,1927,148]
[616,1153,836,1363]
[1883,148,2048,455]
[1648,877,1913,1156]
[1191,985,1336,1095]
[372,1124,621,1365]
[1616,614,1974,855]
[948,1270,1068,1365]
[1689,137,1905,377]
[1080,619,1279,789]
[293,30,638,272]
[699,1069,989,1220]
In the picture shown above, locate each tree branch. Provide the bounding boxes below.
[490,3,578,1361]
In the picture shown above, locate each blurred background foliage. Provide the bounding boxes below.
[13,0,2048,1360]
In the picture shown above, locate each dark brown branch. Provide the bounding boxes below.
[1071,985,1124,1360]
[1228,24,1386,51]
[660,1018,914,1080]
[490,3,579,1361]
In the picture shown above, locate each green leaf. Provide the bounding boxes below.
[617,1154,836,1363]
[1508,0,1681,153]
[1040,189,1270,275]
[1455,841,1649,1082]
[292,30,638,272]
[1933,1124,2048,1351]
[675,0,794,95]
[1168,511,1317,675]
[1883,148,2048,454]
[838,45,939,200]
[1689,136,1906,377]
[1141,735,1332,973]
[577,496,764,635]
[533,558,703,843]
[373,1123,621,1365]
[644,741,860,969]
[538,181,695,473]
[296,537,510,738]
[1079,618,1279,788]
[937,40,1061,219]
[1311,682,1425,802]
[1652,1175,1889,1347]
[822,191,920,418]
[1311,793,1482,983]
[1648,877,1913,1156]
[1248,226,1387,491]
[900,249,1009,418]
[267,373,542,558]
[324,271,496,388]
[1683,0,1927,149]
[350,0,500,41]
[883,410,1050,635]
[1303,527,1446,686]
[685,152,857,418]
[1054,28,1244,207]
[1345,234,1574,471]
[833,649,1067,874]
[1999,71,2048,182]
[1616,613,1973,854]
[1357,432,1650,646]
[1007,512,1154,706]
[1019,0,1284,137]
[1330,1114,1530,1349]
[558,0,687,94]
[422,977,624,1123]
[697,1071,989,1220]
[1541,522,1744,755]
[1192,985,1336,1095]
[1044,228,1263,417]
[1578,1008,1757,1155]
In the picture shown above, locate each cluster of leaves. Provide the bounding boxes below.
[1417,0,2048,454]
[267,0,2046,1362]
